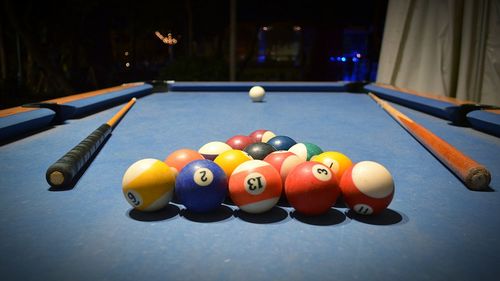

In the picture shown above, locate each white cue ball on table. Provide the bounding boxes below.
[249,86,265,102]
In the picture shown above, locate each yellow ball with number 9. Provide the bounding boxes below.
[122,158,175,212]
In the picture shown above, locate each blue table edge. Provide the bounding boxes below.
[364,83,500,138]
[0,84,153,143]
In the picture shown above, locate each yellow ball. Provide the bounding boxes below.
[122,158,175,212]
[311,151,353,182]
[214,149,253,177]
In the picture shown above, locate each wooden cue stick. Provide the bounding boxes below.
[107,98,136,128]
[46,98,137,188]
[369,93,491,191]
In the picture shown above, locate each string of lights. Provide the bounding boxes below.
[155,31,178,46]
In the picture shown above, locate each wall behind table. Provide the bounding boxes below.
[377,0,500,106]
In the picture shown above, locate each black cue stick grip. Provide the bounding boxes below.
[46,124,112,188]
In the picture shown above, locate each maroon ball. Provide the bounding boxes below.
[226,135,254,150]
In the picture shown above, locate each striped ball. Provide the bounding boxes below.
[122,158,175,212]
[288,142,323,161]
[263,151,304,186]
[249,129,276,143]
[339,161,394,215]
[229,160,282,213]
[198,141,232,160]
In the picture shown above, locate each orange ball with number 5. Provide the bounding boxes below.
[229,160,282,214]
[285,161,340,216]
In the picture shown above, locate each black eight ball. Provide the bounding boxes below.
[243,142,276,160]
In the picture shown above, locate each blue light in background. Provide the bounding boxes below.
[329,53,361,65]
[257,29,267,64]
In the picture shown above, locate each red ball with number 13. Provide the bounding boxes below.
[229,160,282,214]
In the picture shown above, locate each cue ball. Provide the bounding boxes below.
[122,158,175,212]
[229,160,282,213]
[198,141,232,160]
[244,142,276,160]
[285,161,340,215]
[249,86,265,102]
[311,151,353,182]
[214,149,253,177]
[339,161,395,215]
[164,149,205,175]
[175,159,228,213]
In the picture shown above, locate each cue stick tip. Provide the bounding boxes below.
[466,167,491,191]
[49,171,65,186]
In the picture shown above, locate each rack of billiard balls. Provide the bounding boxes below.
[122,129,395,216]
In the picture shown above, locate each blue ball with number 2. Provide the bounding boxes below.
[175,159,228,213]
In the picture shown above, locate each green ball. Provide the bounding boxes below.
[288,142,323,161]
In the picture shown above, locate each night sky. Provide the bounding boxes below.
[0,0,387,108]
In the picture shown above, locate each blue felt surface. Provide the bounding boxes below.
[0,109,55,143]
[467,110,500,137]
[168,81,350,92]
[365,84,459,121]
[1,90,499,281]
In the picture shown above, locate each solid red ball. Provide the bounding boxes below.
[285,161,340,216]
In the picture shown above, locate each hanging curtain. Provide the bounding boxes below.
[377,0,500,106]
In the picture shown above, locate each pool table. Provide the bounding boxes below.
[1,81,499,281]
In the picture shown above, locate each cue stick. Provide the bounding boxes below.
[368,93,491,191]
[46,98,137,188]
